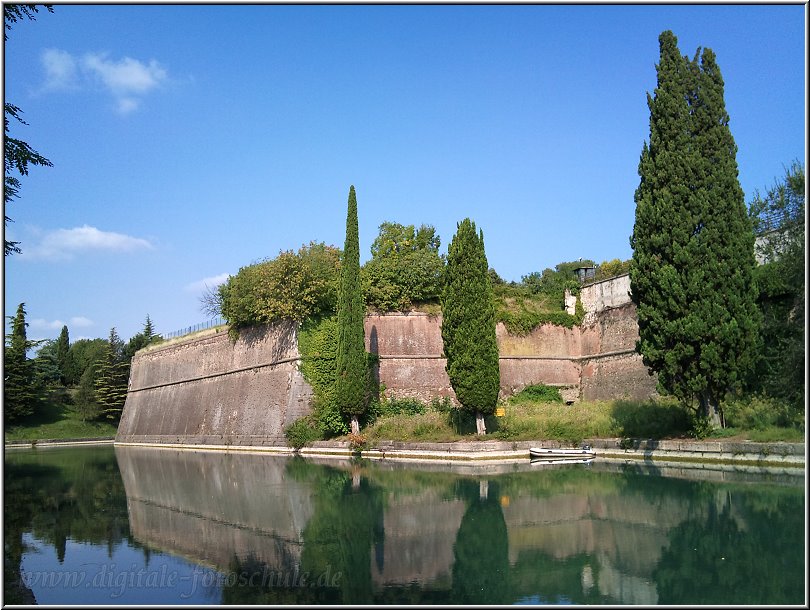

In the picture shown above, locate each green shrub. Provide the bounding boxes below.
[496,307,582,335]
[429,396,454,413]
[509,384,564,404]
[284,416,323,449]
[379,397,426,416]
[221,241,341,334]
[610,398,691,439]
[723,395,802,431]
[297,315,377,437]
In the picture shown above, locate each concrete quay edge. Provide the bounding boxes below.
[106,437,805,469]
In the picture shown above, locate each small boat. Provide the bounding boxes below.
[529,446,596,460]
[530,456,594,466]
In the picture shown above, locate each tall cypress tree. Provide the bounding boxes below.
[334,185,368,435]
[441,218,500,435]
[3,303,38,422]
[55,324,70,385]
[631,31,759,428]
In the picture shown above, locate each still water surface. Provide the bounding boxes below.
[3,445,805,605]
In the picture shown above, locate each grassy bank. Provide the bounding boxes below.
[4,399,118,442]
[356,390,804,446]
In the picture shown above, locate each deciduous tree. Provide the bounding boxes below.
[362,222,445,311]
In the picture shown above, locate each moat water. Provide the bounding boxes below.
[3,444,805,605]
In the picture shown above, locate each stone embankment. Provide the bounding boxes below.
[112,437,805,469]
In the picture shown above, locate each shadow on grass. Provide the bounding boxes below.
[11,395,69,428]
[610,399,691,439]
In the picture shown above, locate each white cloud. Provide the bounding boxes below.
[39,49,168,114]
[21,225,153,261]
[185,273,230,293]
[116,97,140,115]
[28,316,94,331]
[29,318,66,330]
[82,53,167,95]
[41,48,79,90]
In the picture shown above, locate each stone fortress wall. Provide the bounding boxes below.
[116,274,657,447]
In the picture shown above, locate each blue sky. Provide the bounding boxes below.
[3,3,806,345]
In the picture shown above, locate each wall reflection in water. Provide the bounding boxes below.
[115,446,805,605]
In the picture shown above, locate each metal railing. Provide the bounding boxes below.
[162,317,227,340]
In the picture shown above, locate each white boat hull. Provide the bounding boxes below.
[529,447,596,460]
[530,457,594,465]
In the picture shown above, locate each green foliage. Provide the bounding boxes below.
[5,5,54,255]
[441,218,500,418]
[75,362,102,422]
[94,328,129,422]
[62,338,107,386]
[429,395,454,413]
[509,384,563,404]
[298,316,349,436]
[723,395,803,431]
[284,415,324,450]
[521,259,593,308]
[490,259,590,335]
[123,315,163,361]
[377,396,427,417]
[748,162,804,416]
[219,241,341,334]
[451,486,510,605]
[361,222,445,311]
[335,185,369,421]
[4,303,41,422]
[4,103,53,256]
[609,398,692,439]
[497,306,582,335]
[630,30,760,426]
[31,340,63,399]
[55,325,69,385]
[594,258,631,282]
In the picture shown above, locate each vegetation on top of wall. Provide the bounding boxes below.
[593,258,632,282]
[218,241,341,338]
[496,297,584,335]
[361,222,445,312]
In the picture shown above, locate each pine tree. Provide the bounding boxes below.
[334,185,368,435]
[94,328,129,422]
[55,325,69,385]
[75,363,101,422]
[124,315,161,361]
[631,31,760,428]
[3,303,38,422]
[441,218,500,435]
